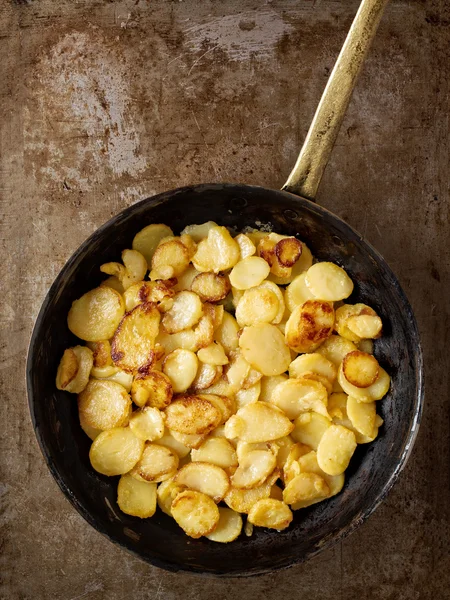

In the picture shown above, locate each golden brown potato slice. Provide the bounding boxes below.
[270,377,329,420]
[239,323,291,376]
[346,395,376,437]
[289,353,336,383]
[111,303,160,373]
[157,314,214,355]
[299,372,333,394]
[191,272,231,303]
[214,312,239,355]
[89,427,144,476]
[78,380,131,431]
[181,221,218,242]
[268,243,314,285]
[131,371,173,409]
[273,435,295,470]
[165,395,222,435]
[130,443,179,483]
[203,303,224,331]
[68,287,125,342]
[129,407,165,441]
[163,349,199,393]
[117,474,157,518]
[206,507,243,543]
[171,490,220,539]
[282,442,313,484]
[316,334,358,366]
[338,363,390,402]
[151,238,190,277]
[197,342,229,366]
[157,429,191,458]
[175,462,230,502]
[198,394,236,423]
[192,226,240,273]
[162,291,203,334]
[291,412,331,450]
[317,424,356,476]
[248,498,293,530]
[224,402,294,443]
[275,238,302,267]
[235,233,256,259]
[226,351,251,390]
[86,340,113,369]
[304,262,354,301]
[124,280,175,312]
[285,300,335,353]
[191,363,223,391]
[335,303,379,342]
[257,236,292,279]
[347,314,382,339]
[257,281,285,324]
[156,478,186,516]
[56,346,93,393]
[235,382,261,410]
[229,256,271,290]
[285,272,316,313]
[191,437,238,469]
[102,250,147,291]
[328,392,381,444]
[169,429,206,449]
[179,233,197,259]
[342,351,379,388]
[283,472,330,506]
[235,286,279,327]
[297,450,344,502]
[223,470,279,514]
[231,450,276,489]
[132,223,174,265]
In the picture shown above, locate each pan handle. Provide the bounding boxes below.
[282,0,390,201]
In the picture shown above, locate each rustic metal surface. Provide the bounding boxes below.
[1,0,449,598]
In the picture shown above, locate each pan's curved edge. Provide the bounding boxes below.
[26,182,424,578]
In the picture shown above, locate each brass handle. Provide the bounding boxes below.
[282,0,390,201]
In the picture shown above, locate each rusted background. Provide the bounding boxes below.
[1,0,449,598]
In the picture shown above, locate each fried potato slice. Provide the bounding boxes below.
[98,369,133,392]
[131,371,173,409]
[100,275,125,294]
[157,429,191,458]
[335,303,379,342]
[235,286,279,328]
[283,472,330,506]
[275,238,302,267]
[300,372,333,394]
[357,339,374,354]
[338,363,390,402]
[78,380,131,431]
[258,236,292,279]
[273,435,295,470]
[239,324,291,376]
[285,299,334,353]
[282,443,314,484]
[172,490,220,539]
[270,377,330,420]
[224,470,279,513]
[163,349,199,393]
[111,303,160,373]
[226,351,251,390]
[157,314,214,354]
[191,272,230,303]
[89,427,144,476]
[206,507,243,543]
[305,262,354,301]
[316,334,358,366]
[86,340,113,369]
[231,450,276,489]
[257,280,285,324]
[81,422,102,441]
[285,272,316,313]
[225,402,294,443]
[124,280,175,312]
[291,412,331,450]
[346,396,377,437]
[181,221,218,242]
[165,395,222,435]
[175,462,230,502]
[56,346,93,393]
[162,291,203,334]
[259,374,288,403]
[197,342,229,366]
[117,474,157,518]
[129,407,165,441]
[347,314,383,339]
[130,442,179,483]
[193,226,240,273]
[191,437,238,469]
[214,312,239,355]
[342,351,379,388]
[317,424,356,476]
[203,303,224,331]
[289,353,337,383]
[248,498,293,530]
[120,249,148,288]
[198,393,236,423]
[151,238,190,277]
[235,233,256,259]
[296,450,344,501]
[328,392,381,444]
[169,429,206,449]
[68,287,125,342]
[157,478,186,516]
[173,265,200,292]
[132,223,174,265]
[229,256,271,290]
[235,382,261,410]
[191,362,223,391]
[268,242,314,285]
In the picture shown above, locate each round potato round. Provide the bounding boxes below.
[132,223,174,265]
[163,349,199,393]
[191,272,230,302]
[130,443,179,483]
[89,427,144,476]
[239,323,291,376]
[305,262,354,301]
[56,346,93,393]
[129,407,165,441]
[171,490,220,539]
[248,498,293,530]
[78,380,131,431]
[117,474,157,519]
[68,286,125,342]
[131,371,173,409]
[342,351,379,388]
[235,286,279,327]
[206,507,243,543]
[229,256,271,290]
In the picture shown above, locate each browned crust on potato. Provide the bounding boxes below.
[342,350,379,388]
[132,370,173,409]
[274,238,302,267]
[191,272,231,303]
[57,348,79,388]
[164,395,222,435]
[286,300,334,352]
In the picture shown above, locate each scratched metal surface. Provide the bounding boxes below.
[0,0,449,598]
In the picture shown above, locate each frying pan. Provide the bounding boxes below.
[27,0,423,577]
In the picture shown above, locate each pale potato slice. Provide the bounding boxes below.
[317,424,357,476]
[157,430,191,458]
[239,324,291,376]
[235,382,261,410]
[111,303,160,373]
[181,221,218,242]
[89,427,144,476]
[291,412,331,450]
[173,265,201,292]
[268,243,314,285]
[347,314,382,339]
[117,474,157,519]
[157,314,214,354]
[235,233,256,259]
[282,443,313,484]
[328,393,380,444]
[270,484,284,501]
[151,239,190,277]
[162,291,203,334]
[157,478,186,516]
[172,490,220,539]
[231,450,276,489]
[231,287,244,309]
[192,226,240,273]
[191,437,238,469]
[316,335,358,366]
[289,353,336,383]
[305,262,354,301]
[100,369,133,392]
[163,349,199,393]
[124,280,175,312]
[130,443,179,483]
[164,395,222,435]
[90,363,118,378]
[273,435,295,470]
[242,366,263,390]
[86,340,113,368]
[346,396,376,437]
[235,286,279,327]
[175,462,230,502]
[78,380,131,431]
[100,261,127,280]
[224,402,294,443]
[235,441,277,461]
[297,450,344,500]
[224,470,279,513]
[203,303,224,331]
[270,377,329,420]
[357,339,374,354]
[206,507,243,543]
[121,249,148,288]
[259,374,288,403]
[191,363,223,391]
[191,272,230,303]
[258,280,285,324]
[214,312,239,355]
[283,472,330,506]
[285,300,334,353]
[131,371,173,409]
[170,429,207,449]
[285,272,316,313]
[275,238,303,268]
[81,421,101,441]
[229,256,271,290]
[129,407,165,441]
[56,346,93,393]
[296,372,333,394]
[335,304,378,342]
[198,393,236,423]
[226,351,251,390]
[338,363,390,402]
[68,287,125,342]
[342,351,379,388]
[197,342,229,366]
[248,498,293,530]
[202,375,236,399]
[132,223,174,265]
[100,276,125,294]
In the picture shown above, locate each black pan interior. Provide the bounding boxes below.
[27,183,423,577]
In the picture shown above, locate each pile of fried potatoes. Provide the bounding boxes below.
[56,221,390,542]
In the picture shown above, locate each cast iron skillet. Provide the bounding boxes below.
[27,0,423,577]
